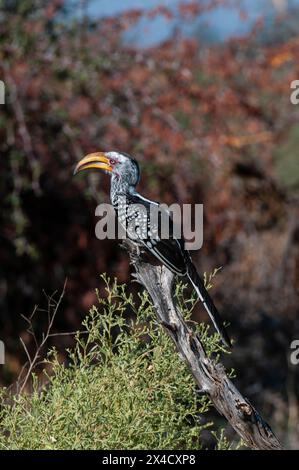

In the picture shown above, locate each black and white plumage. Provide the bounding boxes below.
[74,151,231,348]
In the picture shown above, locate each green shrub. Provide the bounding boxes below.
[0,276,231,450]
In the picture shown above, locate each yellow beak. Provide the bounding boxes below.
[73,152,113,175]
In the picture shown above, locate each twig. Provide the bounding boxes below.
[17,280,67,394]
[124,240,283,450]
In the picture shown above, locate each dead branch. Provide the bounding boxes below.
[124,241,283,450]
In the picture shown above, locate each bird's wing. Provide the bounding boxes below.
[141,236,187,275]
[121,192,231,347]
[124,192,187,275]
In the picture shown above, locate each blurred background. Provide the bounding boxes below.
[0,0,299,448]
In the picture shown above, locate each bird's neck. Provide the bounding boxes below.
[110,174,135,206]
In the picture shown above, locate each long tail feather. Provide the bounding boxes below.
[187,261,232,348]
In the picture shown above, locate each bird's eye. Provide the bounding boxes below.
[110,159,116,165]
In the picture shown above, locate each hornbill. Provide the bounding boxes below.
[74,151,231,348]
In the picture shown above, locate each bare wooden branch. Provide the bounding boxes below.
[124,241,283,450]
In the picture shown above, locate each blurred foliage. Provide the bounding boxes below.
[274,124,299,190]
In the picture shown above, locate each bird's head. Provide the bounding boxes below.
[74,151,140,187]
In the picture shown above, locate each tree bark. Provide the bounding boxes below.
[125,241,283,450]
